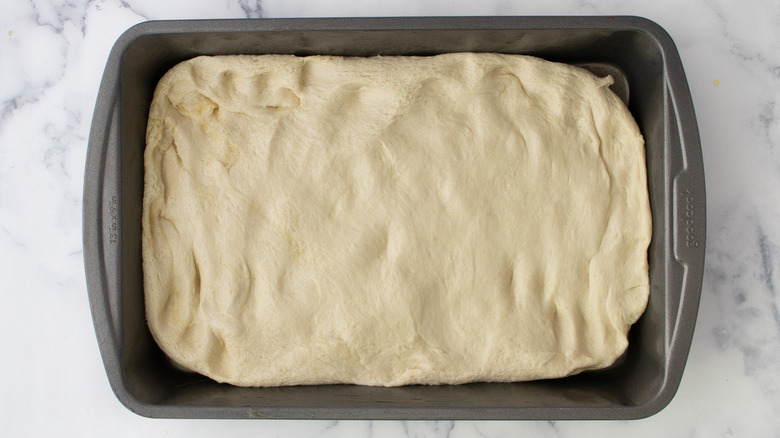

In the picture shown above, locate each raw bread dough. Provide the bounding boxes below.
[142,53,651,386]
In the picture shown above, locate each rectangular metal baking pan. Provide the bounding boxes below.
[83,16,705,420]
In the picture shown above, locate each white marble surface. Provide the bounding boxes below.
[1,0,779,435]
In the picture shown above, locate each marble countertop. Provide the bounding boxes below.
[2,0,778,436]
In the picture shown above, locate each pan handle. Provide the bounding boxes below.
[665,52,706,357]
[83,58,123,388]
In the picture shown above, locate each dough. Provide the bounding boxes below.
[142,53,651,386]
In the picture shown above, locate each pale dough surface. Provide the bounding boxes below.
[142,53,651,386]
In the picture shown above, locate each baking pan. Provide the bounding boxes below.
[83,16,705,420]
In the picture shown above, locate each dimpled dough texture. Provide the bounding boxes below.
[142,53,651,387]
